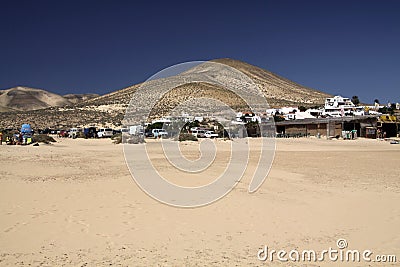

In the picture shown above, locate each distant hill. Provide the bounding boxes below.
[63,93,99,104]
[0,59,333,129]
[0,87,98,112]
[0,87,70,111]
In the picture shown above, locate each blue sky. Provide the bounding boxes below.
[1,0,399,103]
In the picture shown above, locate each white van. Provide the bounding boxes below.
[152,129,168,138]
[97,128,113,138]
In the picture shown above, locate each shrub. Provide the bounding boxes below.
[379,107,395,115]
[111,133,122,144]
[273,115,285,122]
[34,134,56,144]
[351,96,360,105]
[121,134,145,144]
[76,131,86,138]
[178,133,198,142]
[298,106,307,112]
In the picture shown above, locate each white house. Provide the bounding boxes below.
[235,112,261,123]
[322,95,366,117]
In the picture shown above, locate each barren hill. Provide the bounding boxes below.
[83,59,331,108]
[0,87,99,112]
[0,87,71,111]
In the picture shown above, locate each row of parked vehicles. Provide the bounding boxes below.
[39,126,220,139]
[72,127,115,138]
[55,127,115,138]
[191,128,219,138]
[143,127,219,139]
[123,125,220,139]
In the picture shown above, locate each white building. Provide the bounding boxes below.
[285,111,318,120]
[305,108,323,118]
[322,95,365,117]
[266,107,298,116]
[235,112,261,123]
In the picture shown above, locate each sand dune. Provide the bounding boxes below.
[0,138,399,266]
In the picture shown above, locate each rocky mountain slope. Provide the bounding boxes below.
[212,58,331,106]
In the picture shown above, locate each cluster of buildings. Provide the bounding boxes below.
[4,96,396,143]
[261,96,398,139]
[234,95,384,124]
[150,95,399,139]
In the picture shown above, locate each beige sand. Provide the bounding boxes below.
[0,137,399,266]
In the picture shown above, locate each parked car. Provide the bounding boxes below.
[191,129,206,138]
[58,130,69,138]
[68,128,81,139]
[152,129,168,138]
[145,130,154,138]
[97,128,114,138]
[205,131,218,138]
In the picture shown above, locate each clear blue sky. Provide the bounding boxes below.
[1,0,399,103]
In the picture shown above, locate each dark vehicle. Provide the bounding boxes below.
[38,128,52,134]
[84,127,98,138]
[58,130,69,138]
[145,130,154,138]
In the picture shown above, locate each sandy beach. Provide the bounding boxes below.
[1,137,399,266]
